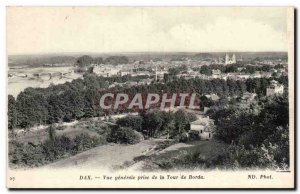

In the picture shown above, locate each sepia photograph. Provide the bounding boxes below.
[6,6,295,189]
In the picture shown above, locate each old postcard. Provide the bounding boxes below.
[6,7,295,189]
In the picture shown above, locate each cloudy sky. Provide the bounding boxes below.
[7,7,288,54]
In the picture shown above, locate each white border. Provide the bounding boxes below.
[1,0,298,193]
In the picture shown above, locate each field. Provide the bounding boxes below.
[39,137,228,171]
[129,140,229,171]
[12,116,228,171]
[43,139,165,170]
[13,122,99,145]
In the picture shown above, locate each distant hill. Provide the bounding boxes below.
[192,53,215,60]
[8,55,76,68]
[8,52,288,67]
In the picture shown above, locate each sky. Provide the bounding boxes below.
[7,7,289,55]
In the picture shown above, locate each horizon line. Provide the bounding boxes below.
[7,51,288,56]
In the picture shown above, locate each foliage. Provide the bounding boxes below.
[47,125,56,142]
[9,132,106,168]
[8,95,17,130]
[223,144,279,169]
[107,126,143,144]
[76,55,94,68]
[173,110,196,137]
[208,94,289,169]
[154,140,177,151]
[104,56,129,65]
[9,70,287,129]
[84,120,111,138]
[116,115,143,132]
[141,110,163,138]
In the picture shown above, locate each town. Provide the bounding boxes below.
[6,6,294,190]
[8,52,289,172]
[8,52,287,97]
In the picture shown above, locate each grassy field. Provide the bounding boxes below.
[129,140,229,171]
[12,117,228,171]
[43,139,165,170]
[41,137,228,171]
[14,124,100,145]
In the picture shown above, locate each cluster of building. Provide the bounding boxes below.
[256,59,288,67]
[187,79,285,141]
[92,62,168,81]
[108,78,153,88]
[266,80,284,96]
[84,54,288,95]
[176,68,279,81]
[73,53,287,83]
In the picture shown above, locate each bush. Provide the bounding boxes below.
[85,120,111,138]
[179,133,189,143]
[116,115,143,132]
[9,133,106,168]
[154,140,177,151]
[224,144,279,169]
[188,131,200,141]
[147,150,226,171]
[9,141,45,168]
[73,133,104,152]
[107,126,143,144]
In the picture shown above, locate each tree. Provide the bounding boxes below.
[107,126,143,144]
[141,110,163,138]
[160,111,175,139]
[163,73,170,83]
[173,109,190,136]
[116,115,143,132]
[8,95,17,130]
[200,65,212,75]
[93,57,104,65]
[200,95,215,109]
[15,90,48,128]
[47,125,56,142]
[211,94,289,169]
[105,56,129,65]
[76,55,93,68]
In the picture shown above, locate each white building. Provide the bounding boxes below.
[118,69,132,76]
[266,80,284,96]
[212,69,222,79]
[189,117,214,140]
[225,54,236,65]
[139,78,153,85]
[240,92,257,103]
[93,65,120,77]
[204,94,220,101]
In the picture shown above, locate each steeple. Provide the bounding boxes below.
[232,54,236,63]
[225,53,236,65]
[225,54,230,65]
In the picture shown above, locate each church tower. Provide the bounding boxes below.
[232,54,236,64]
[225,54,230,65]
[225,53,236,65]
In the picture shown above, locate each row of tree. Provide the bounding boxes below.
[8,71,287,129]
[76,55,129,67]
[117,110,197,139]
